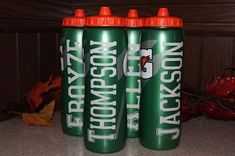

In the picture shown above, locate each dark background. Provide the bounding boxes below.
[0,0,235,108]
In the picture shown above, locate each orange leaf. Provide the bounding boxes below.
[22,114,52,126]
[22,100,55,126]
[27,75,53,111]
[51,75,61,89]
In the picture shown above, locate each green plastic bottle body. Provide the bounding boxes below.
[60,27,85,136]
[126,28,141,138]
[83,27,127,153]
[140,28,184,150]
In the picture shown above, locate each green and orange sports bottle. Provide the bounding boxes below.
[125,9,143,138]
[140,8,184,150]
[83,7,127,153]
[60,9,85,136]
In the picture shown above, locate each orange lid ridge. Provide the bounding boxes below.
[144,8,183,27]
[125,9,143,27]
[85,6,125,27]
[62,9,85,27]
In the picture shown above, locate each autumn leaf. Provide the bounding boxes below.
[27,76,53,111]
[50,75,61,89]
[22,100,55,126]
[27,75,61,112]
[206,76,235,97]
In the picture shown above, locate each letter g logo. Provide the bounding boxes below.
[140,49,153,79]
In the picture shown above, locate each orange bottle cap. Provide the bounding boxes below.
[144,8,183,27]
[125,9,143,27]
[62,9,85,27]
[85,6,125,27]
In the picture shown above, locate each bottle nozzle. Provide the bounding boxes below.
[128,9,138,18]
[157,8,169,17]
[99,6,111,16]
[75,9,85,17]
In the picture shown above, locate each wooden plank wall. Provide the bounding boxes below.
[0,33,59,106]
[0,0,235,106]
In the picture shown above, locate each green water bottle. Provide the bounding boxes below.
[83,7,127,153]
[60,9,85,136]
[139,8,184,150]
[125,9,143,138]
